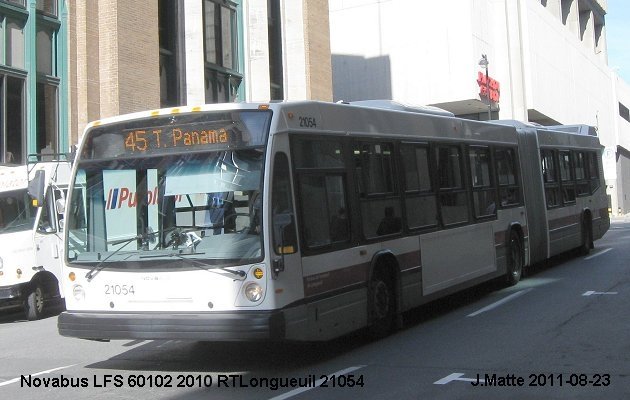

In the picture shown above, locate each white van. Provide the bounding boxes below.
[0,160,71,320]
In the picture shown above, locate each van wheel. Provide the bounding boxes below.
[368,270,395,338]
[506,231,523,286]
[25,284,45,321]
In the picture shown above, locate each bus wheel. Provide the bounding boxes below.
[368,271,395,338]
[25,284,45,321]
[506,231,523,286]
[580,216,593,255]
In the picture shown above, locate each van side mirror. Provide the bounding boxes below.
[55,198,66,232]
[28,170,46,207]
[55,198,65,214]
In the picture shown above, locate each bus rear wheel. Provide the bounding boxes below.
[580,216,593,255]
[25,284,45,321]
[368,270,395,338]
[506,231,523,286]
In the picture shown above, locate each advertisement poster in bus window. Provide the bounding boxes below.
[103,169,159,251]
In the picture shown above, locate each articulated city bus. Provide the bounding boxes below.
[57,100,609,341]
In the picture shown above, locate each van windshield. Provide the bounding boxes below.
[0,190,37,233]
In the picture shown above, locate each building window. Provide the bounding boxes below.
[203,0,242,103]
[36,26,53,74]
[36,0,56,16]
[6,18,25,69]
[36,81,57,154]
[268,0,283,100]
[620,102,630,123]
[36,11,60,154]
[159,0,184,107]
[1,0,25,8]
[0,5,27,163]
[2,75,25,163]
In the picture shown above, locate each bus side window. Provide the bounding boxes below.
[400,144,437,229]
[588,151,600,193]
[293,137,350,247]
[469,146,496,218]
[541,149,560,208]
[354,141,401,237]
[559,150,576,204]
[495,147,520,207]
[575,151,590,196]
[272,152,297,254]
[436,145,468,225]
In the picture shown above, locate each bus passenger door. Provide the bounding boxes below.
[270,152,304,310]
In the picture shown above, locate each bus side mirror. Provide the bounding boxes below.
[28,170,46,207]
[272,212,297,278]
[274,213,297,255]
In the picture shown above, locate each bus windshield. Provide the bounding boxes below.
[67,149,265,268]
[0,189,37,233]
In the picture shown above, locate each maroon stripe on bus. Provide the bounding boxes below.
[302,249,421,297]
[303,262,369,297]
[494,225,528,246]
[548,213,581,230]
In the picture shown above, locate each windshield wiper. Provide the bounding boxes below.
[85,234,139,281]
[84,227,246,281]
[84,226,175,281]
[166,252,247,281]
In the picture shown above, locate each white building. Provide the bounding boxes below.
[329,0,630,215]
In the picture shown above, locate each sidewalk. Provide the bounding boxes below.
[610,215,630,223]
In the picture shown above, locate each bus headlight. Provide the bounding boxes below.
[244,283,263,302]
[72,285,85,301]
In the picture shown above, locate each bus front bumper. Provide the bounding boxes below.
[58,310,285,341]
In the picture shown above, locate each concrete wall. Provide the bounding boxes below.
[330,0,628,214]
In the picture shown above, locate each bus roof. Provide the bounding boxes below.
[347,100,454,117]
[492,120,598,137]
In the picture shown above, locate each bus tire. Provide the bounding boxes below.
[25,283,45,321]
[506,230,523,286]
[580,215,593,255]
[368,269,395,338]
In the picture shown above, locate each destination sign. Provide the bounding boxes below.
[83,110,272,159]
[123,127,230,154]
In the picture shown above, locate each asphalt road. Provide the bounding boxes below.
[1,219,629,400]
